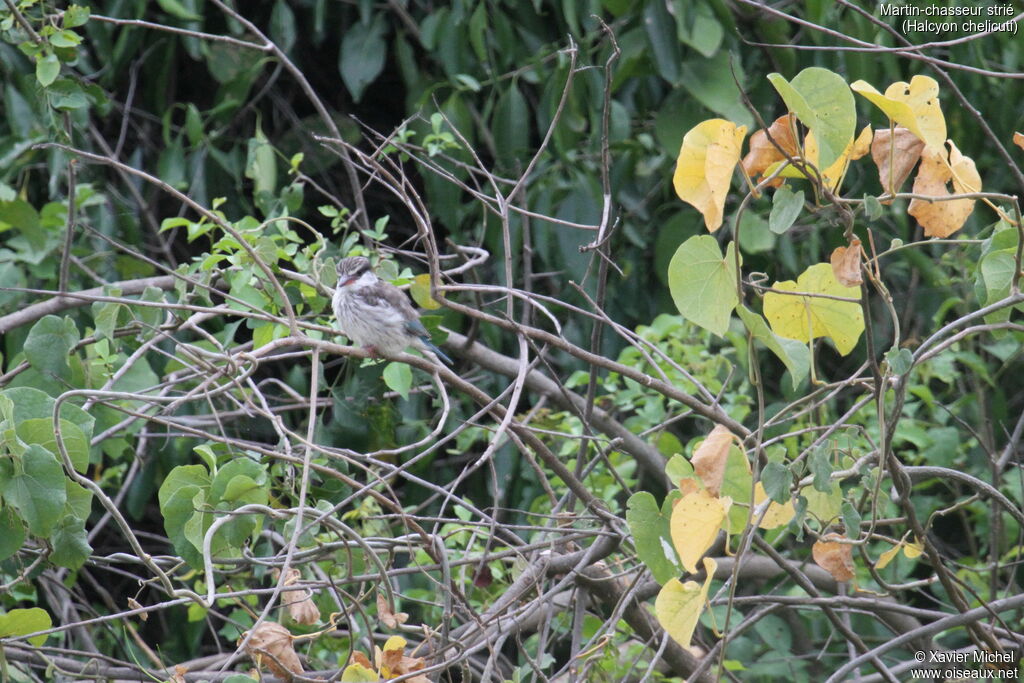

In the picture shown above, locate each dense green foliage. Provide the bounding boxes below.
[0,1,1022,681]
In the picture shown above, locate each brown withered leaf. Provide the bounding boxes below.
[169,665,188,683]
[690,424,734,496]
[830,238,863,287]
[908,143,981,238]
[241,621,303,682]
[871,127,924,199]
[1014,132,1024,151]
[377,592,409,630]
[287,592,321,626]
[274,568,321,626]
[127,597,148,622]
[379,636,430,683]
[812,533,856,582]
[350,650,374,669]
[741,114,800,184]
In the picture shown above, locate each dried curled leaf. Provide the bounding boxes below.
[377,592,409,630]
[1015,132,1024,151]
[871,127,924,198]
[673,119,747,232]
[741,114,799,185]
[812,533,855,582]
[275,568,321,626]
[908,142,981,238]
[242,621,303,682]
[830,238,863,287]
[690,424,734,496]
[378,636,429,683]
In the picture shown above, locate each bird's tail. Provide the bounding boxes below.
[419,338,453,365]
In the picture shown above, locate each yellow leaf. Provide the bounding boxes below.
[875,543,902,570]
[904,540,923,559]
[691,424,735,496]
[753,482,796,530]
[850,76,946,151]
[410,273,443,310]
[341,662,380,683]
[763,263,864,356]
[908,142,981,238]
[654,557,717,648]
[673,119,747,232]
[802,125,872,192]
[382,635,407,652]
[670,489,731,573]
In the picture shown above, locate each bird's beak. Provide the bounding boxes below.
[339,276,357,287]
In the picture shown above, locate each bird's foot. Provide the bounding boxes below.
[363,345,382,359]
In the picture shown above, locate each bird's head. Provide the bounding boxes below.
[336,256,372,287]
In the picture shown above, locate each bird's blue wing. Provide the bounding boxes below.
[404,318,429,337]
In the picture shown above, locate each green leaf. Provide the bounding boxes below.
[161,484,205,567]
[2,444,67,537]
[0,507,26,562]
[0,387,94,439]
[339,15,387,103]
[36,52,60,87]
[493,82,529,169]
[841,502,862,537]
[49,30,82,48]
[155,0,201,20]
[16,418,90,473]
[863,194,883,221]
[382,362,412,400]
[63,5,91,28]
[803,481,842,523]
[245,123,277,197]
[767,67,855,170]
[270,0,297,52]
[626,491,682,585]
[808,445,833,493]
[642,0,681,83]
[736,306,809,389]
[0,199,44,250]
[49,515,92,570]
[210,458,266,502]
[184,104,204,145]
[665,454,695,486]
[92,300,123,341]
[769,186,804,235]
[676,0,723,58]
[64,479,93,520]
[760,461,791,504]
[0,608,52,646]
[678,52,753,129]
[884,347,914,376]
[667,235,739,337]
[158,464,211,509]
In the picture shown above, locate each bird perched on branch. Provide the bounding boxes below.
[332,256,452,365]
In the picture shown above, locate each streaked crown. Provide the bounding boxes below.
[337,256,371,279]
